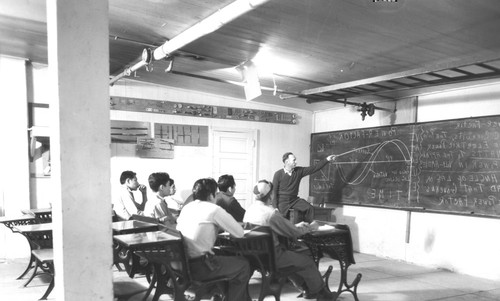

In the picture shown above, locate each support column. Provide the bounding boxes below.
[47,0,112,300]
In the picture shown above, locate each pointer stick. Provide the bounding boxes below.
[334,142,382,157]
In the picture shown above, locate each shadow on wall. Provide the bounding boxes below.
[424,228,435,253]
[333,207,359,252]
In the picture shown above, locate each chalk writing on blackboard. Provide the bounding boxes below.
[310,116,500,216]
[335,140,411,185]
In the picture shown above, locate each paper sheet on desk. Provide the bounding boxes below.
[220,230,251,236]
[317,224,335,231]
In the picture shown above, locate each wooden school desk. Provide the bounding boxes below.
[299,221,362,301]
[113,230,181,301]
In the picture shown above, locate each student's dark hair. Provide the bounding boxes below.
[148,172,170,193]
[282,152,294,163]
[167,178,175,186]
[120,170,136,184]
[217,174,235,192]
[192,178,218,201]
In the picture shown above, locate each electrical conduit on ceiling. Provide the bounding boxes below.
[109,0,270,85]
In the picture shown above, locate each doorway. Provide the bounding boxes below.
[212,129,257,209]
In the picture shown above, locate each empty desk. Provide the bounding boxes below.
[112,220,159,235]
[22,208,52,223]
[0,215,36,232]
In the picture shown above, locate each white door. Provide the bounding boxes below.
[212,129,256,209]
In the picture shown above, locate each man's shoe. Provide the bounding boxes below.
[301,290,317,299]
[316,287,337,301]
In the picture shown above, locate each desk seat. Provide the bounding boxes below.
[13,223,53,282]
[31,249,54,300]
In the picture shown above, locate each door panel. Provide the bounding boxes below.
[213,130,256,209]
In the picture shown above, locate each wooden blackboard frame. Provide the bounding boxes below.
[310,114,500,217]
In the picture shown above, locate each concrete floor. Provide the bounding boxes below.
[2,253,500,301]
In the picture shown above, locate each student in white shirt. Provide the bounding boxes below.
[114,170,148,221]
[147,172,177,228]
[177,178,252,301]
[163,178,184,215]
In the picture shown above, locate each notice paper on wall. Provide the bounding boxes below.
[136,137,174,159]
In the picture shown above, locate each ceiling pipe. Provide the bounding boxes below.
[154,0,269,60]
[110,0,270,85]
[109,58,149,86]
[170,70,297,95]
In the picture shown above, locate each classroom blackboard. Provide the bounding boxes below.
[310,115,500,216]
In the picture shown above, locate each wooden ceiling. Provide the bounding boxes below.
[1,0,500,112]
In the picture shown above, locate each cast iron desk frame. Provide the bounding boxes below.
[31,248,55,300]
[0,214,36,230]
[112,220,159,278]
[113,230,182,301]
[22,208,52,223]
[12,223,53,291]
[0,215,37,279]
[299,222,362,301]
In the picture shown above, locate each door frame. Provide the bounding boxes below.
[211,127,258,206]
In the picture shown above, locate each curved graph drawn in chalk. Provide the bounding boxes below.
[334,139,411,185]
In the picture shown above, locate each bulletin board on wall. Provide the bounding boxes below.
[136,137,174,159]
[110,96,297,124]
[155,123,209,147]
[110,120,150,143]
[310,115,500,217]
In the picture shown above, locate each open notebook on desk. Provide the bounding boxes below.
[317,224,335,231]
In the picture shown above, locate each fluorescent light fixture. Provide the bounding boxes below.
[252,47,298,77]
[237,61,262,101]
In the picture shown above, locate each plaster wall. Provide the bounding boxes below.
[109,80,314,208]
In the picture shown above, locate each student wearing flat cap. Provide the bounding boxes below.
[243,180,335,301]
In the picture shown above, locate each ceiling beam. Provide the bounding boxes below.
[300,54,500,95]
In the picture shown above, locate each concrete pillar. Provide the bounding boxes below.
[46,0,112,299]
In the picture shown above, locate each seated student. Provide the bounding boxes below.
[147,172,177,228]
[177,178,252,301]
[215,174,246,222]
[114,170,148,221]
[243,180,335,301]
[163,178,184,214]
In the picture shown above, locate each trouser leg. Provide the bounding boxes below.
[291,199,314,223]
[276,249,324,294]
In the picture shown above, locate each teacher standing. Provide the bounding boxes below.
[272,152,336,222]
